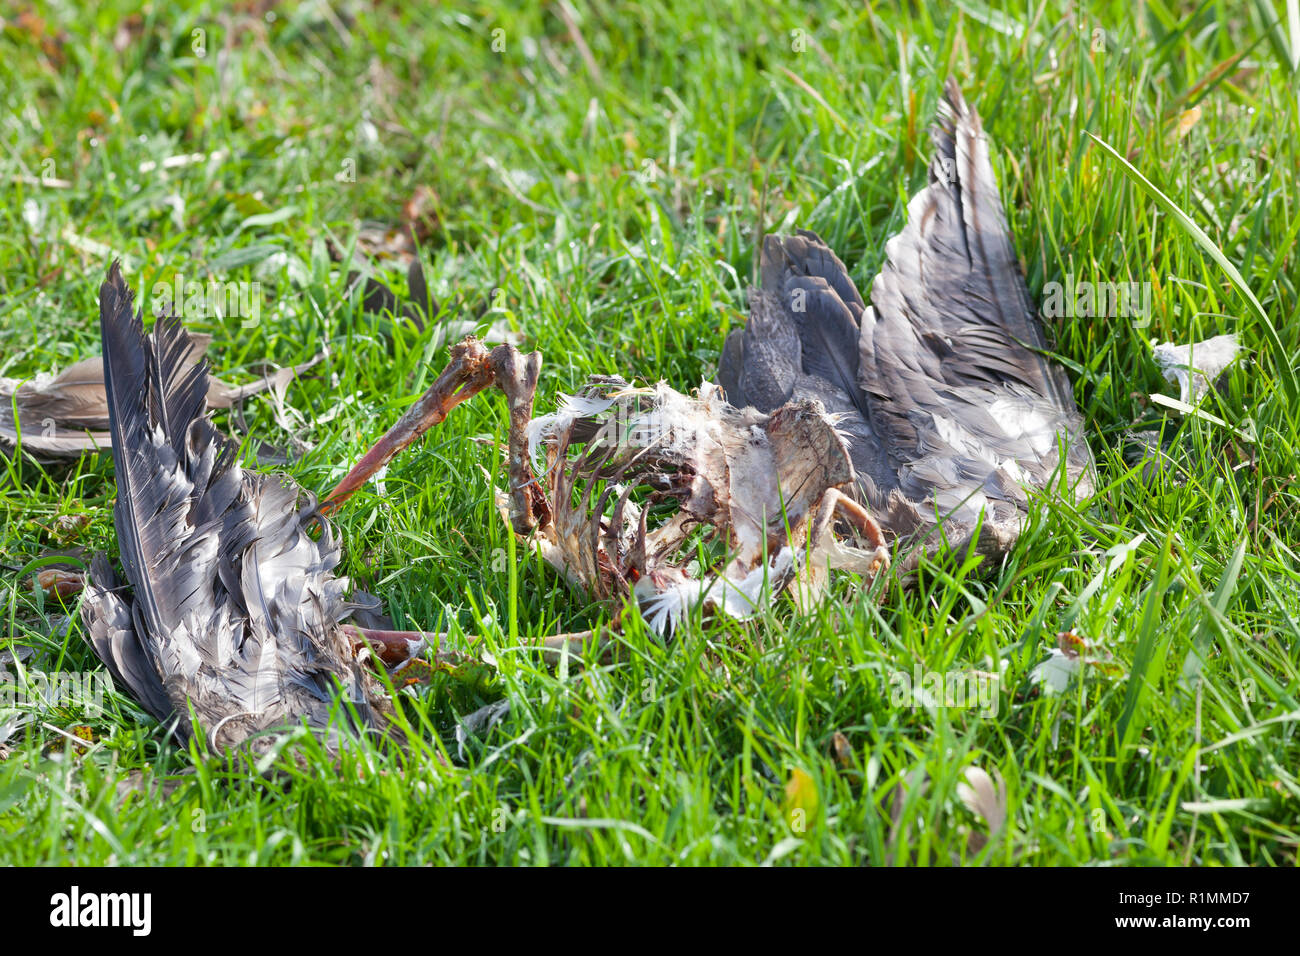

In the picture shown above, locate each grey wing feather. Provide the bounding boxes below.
[717,329,746,407]
[82,552,175,725]
[79,262,386,752]
[861,80,1092,522]
[732,286,801,412]
[722,79,1093,569]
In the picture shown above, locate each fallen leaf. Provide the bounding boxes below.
[35,567,85,600]
[783,766,819,830]
[831,731,853,768]
[1175,105,1201,139]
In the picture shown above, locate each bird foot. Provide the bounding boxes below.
[813,488,891,576]
[344,624,474,672]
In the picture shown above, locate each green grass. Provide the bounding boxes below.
[2,0,1299,865]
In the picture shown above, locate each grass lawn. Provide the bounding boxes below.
[1,0,1298,866]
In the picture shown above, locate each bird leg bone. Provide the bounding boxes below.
[329,337,894,652]
[343,625,473,670]
[348,622,611,671]
[815,488,891,573]
[490,341,550,534]
[326,337,613,667]
[324,336,547,534]
[783,488,889,612]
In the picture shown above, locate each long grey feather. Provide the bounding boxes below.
[719,80,1094,572]
[80,262,388,753]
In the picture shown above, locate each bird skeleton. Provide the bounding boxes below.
[326,80,1093,634]
[325,338,891,639]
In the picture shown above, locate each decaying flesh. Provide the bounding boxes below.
[523,376,892,633]
[326,337,891,639]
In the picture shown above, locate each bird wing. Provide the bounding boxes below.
[719,80,1092,567]
[860,79,1092,535]
[82,262,384,751]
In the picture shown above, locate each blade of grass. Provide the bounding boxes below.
[1180,537,1249,689]
[1116,535,1172,762]
[1088,131,1298,406]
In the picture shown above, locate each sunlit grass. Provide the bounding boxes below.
[1,0,1297,865]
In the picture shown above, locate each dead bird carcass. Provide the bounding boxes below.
[324,337,891,639]
[325,80,1094,635]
